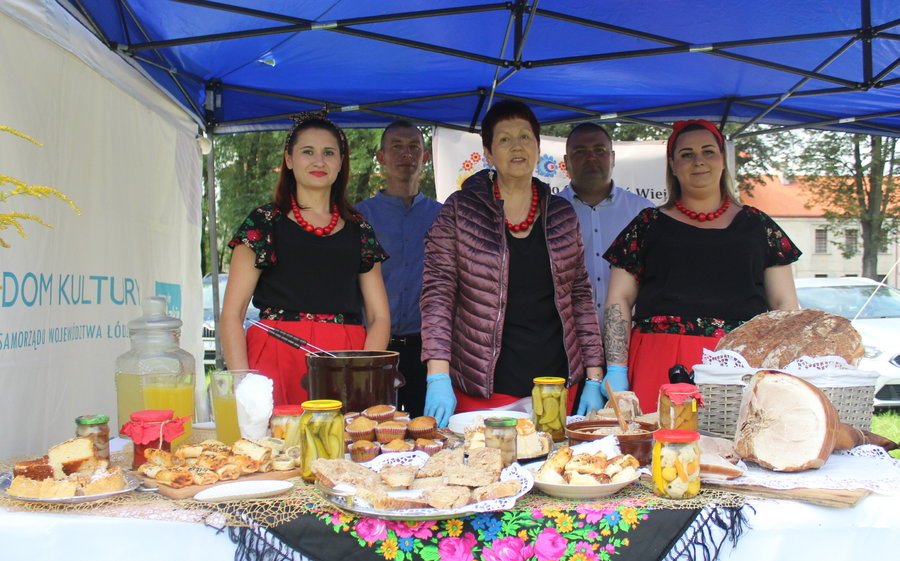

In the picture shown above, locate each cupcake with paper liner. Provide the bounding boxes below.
[392,411,411,423]
[407,416,438,439]
[348,440,380,463]
[375,420,408,443]
[344,412,361,425]
[380,438,415,453]
[363,404,396,422]
[345,415,377,442]
[414,438,443,456]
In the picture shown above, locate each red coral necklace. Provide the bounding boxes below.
[494,182,539,233]
[291,196,339,236]
[674,197,730,222]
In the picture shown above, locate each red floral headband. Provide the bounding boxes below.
[666,119,724,157]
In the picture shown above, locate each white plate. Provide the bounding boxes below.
[193,479,293,502]
[0,471,141,504]
[525,462,640,499]
[447,410,531,436]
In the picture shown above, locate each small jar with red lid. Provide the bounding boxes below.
[270,404,304,448]
[120,409,188,469]
[657,383,704,431]
[651,429,701,499]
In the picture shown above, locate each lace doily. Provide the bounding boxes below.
[708,445,900,496]
[329,451,535,518]
[695,349,878,388]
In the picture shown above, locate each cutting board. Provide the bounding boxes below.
[704,480,870,508]
[138,468,302,500]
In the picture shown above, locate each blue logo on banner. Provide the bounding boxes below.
[154,282,182,318]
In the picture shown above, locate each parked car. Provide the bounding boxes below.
[794,277,900,408]
[202,274,259,365]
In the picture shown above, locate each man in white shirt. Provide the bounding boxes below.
[558,123,654,326]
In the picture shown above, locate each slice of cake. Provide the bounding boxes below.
[49,437,97,478]
[81,466,127,495]
[13,456,53,481]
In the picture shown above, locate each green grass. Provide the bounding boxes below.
[871,409,900,459]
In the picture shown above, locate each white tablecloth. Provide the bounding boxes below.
[1,493,897,560]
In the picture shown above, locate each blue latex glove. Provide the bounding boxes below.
[600,365,629,399]
[576,379,606,416]
[424,373,457,428]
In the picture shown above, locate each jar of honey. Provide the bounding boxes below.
[119,409,188,469]
[651,429,701,499]
[531,377,568,442]
[657,383,703,431]
[298,400,344,482]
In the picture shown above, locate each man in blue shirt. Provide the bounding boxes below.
[357,121,442,417]
[559,124,653,415]
[558,123,653,326]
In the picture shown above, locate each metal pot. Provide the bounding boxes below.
[306,350,405,413]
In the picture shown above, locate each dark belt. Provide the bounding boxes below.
[389,333,421,346]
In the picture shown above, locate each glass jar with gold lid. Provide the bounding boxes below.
[531,377,567,442]
[298,399,344,482]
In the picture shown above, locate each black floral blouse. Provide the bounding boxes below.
[603,205,802,335]
[227,203,386,273]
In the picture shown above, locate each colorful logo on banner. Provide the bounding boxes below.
[455,152,570,190]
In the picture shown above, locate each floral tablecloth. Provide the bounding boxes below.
[231,499,747,561]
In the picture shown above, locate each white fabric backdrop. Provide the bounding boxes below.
[0,2,203,457]
[433,127,669,204]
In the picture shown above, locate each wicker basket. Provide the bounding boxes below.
[695,350,877,438]
[697,382,875,438]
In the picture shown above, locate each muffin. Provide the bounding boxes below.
[375,420,409,443]
[346,415,377,442]
[407,416,437,439]
[363,404,397,422]
[392,411,411,422]
[348,440,380,463]
[381,439,415,453]
[344,412,361,425]
[414,438,444,456]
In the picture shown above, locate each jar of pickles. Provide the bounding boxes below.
[651,429,701,499]
[531,377,567,442]
[75,415,110,460]
[270,404,304,448]
[299,399,344,482]
[657,384,703,431]
[484,417,518,467]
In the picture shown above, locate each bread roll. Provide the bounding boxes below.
[716,309,864,368]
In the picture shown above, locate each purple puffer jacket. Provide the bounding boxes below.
[421,169,604,398]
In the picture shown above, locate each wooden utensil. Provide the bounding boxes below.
[604,380,629,433]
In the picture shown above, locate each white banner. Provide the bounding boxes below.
[433,127,669,204]
[0,5,203,457]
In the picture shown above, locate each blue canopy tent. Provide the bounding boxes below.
[59,0,900,138]
[56,0,900,368]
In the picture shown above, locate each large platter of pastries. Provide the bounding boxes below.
[136,437,299,499]
[2,437,138,504]
[312,447,533,520]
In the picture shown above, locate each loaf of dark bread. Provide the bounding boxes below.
[715,309,864,368]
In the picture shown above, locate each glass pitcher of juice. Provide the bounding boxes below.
[115,296,195,448]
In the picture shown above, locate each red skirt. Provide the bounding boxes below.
[628,329,724,413]
[246,319,366,406]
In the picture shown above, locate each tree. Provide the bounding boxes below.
[789,132,900,279]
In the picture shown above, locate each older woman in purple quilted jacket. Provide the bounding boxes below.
[420,100,605,427]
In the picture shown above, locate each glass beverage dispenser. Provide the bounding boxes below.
[115,296,195,447]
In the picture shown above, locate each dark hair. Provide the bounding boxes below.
[480,100,540,149]
[663,122,736,208]
[380,120,423,149]
[274,117,357,221]
[566,122,612,150]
